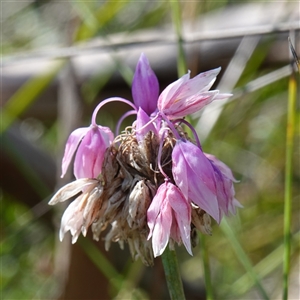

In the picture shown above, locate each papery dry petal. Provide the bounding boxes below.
[191,206,212,236]
[48,178,98,205]
[127,180,152,229]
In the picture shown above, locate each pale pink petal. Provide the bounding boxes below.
[147,182,174,257]
[151,201,172,257]
[167,184,192,255]
[61,127,89,178]
[158,68,223,117]
[158,72,190,111]
[186,67,221,93]
[163,91,218,118]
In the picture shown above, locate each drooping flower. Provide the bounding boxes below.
[147,181,192,257]
[132,53,159,115]
[172,139,220,223]
[48,178,101,243]
[157,68,231,119]
[205,153,243,217]
[61,125,114,179]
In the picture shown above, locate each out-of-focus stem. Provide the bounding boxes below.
[199,234,213,300]
[282,62,297,300]
[170,0,187,77]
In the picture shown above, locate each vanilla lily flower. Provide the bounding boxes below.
[49,53,241,265]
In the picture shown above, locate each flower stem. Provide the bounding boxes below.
[282,60,297,300]
[91,97,136,126]
[169,0,187,77]
[161,248,186,300]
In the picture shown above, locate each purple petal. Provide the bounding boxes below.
[132,53,159,115]
[74,125,113,179]
[61,127,89,178]
[136,107,157,141]
[205,153,241,217]
[205,153,237,182]
[172,140,220,222]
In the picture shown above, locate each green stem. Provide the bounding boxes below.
[161,247,186,300]
[169,0,187,77]
[282,66,297,300]
[199,234,214,300]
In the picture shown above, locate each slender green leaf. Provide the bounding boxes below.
[169,0,186,77]
[282,64,297,300]
[199,235,214,300]
[74,0,131,41]
[221,218,269,300]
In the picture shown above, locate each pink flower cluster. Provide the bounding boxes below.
[49,54,241,258]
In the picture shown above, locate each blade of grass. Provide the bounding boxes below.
[1,60,64,134]
[161,248,186,300]
[231,231,300,296]
[282,43,297,300]
[169,0,187,77]
[221,218,269,300]
[74,0,130,42]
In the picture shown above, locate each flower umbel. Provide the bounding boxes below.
[49,53,241,265]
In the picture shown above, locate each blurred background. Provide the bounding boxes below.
[1,1,299,299]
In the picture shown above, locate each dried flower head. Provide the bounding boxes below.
[49,54,241,265]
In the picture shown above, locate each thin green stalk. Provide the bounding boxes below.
[221,219,269,300]
[161,248,186,300]
[199,235,213,300]
[169,0,187,77]
[231,231,300,296]
[282,64,297,300]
